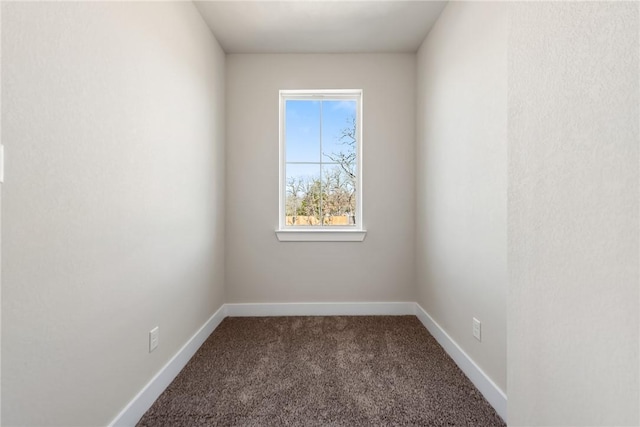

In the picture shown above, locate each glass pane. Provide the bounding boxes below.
[286,164,321,226]
[285,100,320,163]
[321,164,356,226]
[321,100,357,178]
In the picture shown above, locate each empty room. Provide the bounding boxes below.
[1,1,638,426]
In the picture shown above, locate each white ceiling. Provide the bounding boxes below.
[194,1,448,54]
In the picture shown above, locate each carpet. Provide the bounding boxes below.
[137,316,505,426]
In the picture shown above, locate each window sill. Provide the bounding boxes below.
[275,229,367,242]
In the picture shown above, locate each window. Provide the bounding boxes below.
[276,90,366,242]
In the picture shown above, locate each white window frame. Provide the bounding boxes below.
[276,89,366,242]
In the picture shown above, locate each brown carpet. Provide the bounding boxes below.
[137,316,505,426]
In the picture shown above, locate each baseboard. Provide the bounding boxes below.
[225,301,416,317]
[108,304,227,427]
[414,303,507,422]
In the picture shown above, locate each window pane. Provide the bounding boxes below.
[321,100,357,174]
[321,164,356,226]
[286,164,321,226]
[285,100,320,163]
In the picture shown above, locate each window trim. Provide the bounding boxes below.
[276,89,366,242]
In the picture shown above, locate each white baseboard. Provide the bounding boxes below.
[108,304,227,427]
[414,303,507,422]
[225,301,416,317]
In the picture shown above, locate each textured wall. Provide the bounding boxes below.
[226,54,416,303]
[1,3,226,425]
[416,2,507,394]
[508,2,639,425]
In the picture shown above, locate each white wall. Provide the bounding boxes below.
[508,2,639,425]
[416,1,507,395]
[226,54,416,303]
[1,2,226,426]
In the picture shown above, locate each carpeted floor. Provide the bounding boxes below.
[137,316,505,426]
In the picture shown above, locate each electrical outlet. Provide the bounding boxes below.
[472,318,481,341]
[149,327,159,353]
[0,145,5,183]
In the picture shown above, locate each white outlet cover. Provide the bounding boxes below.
[0,145,5,183]
[149,327,159,353]
[472,318,481,341]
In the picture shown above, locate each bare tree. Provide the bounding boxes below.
[287,115,357,225]
[323,115,357,224]
[285,176,303,225]
[324,115,356,181]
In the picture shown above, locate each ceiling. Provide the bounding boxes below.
[194,1,448,54]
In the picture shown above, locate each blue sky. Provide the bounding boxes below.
[285,99,356,182]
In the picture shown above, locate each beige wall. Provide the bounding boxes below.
[508,2,639,425]
[416,2,507,394]
[1,2,226,426]
[225,54,416,303]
